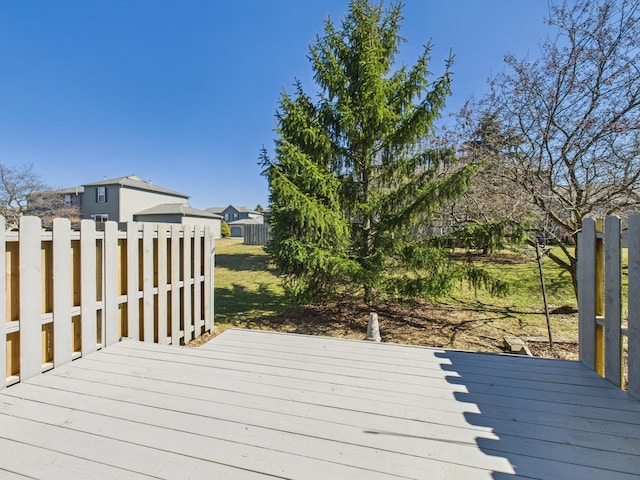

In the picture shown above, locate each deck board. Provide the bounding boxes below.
[0,328,639,479]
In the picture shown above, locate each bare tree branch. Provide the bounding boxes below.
[486,0,640,296]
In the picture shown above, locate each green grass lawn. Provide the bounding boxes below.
[214,237,291,325]
[443,247,579,348]
[213,237,583,354]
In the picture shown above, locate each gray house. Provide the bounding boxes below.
[56,175,222,236]
[206,205,264,237]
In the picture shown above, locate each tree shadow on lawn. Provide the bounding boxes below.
[213,290,521,353]
[449,251,530,265]
[216,252,273,272]
[541,269,576,298]
[448,297,535,317]
[215,283,287,317]
[214,285,368,338]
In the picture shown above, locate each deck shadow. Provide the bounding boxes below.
[435,349,640,479]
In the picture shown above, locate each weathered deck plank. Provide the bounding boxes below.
[0,328,638,479]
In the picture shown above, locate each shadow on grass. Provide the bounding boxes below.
[448,297,536,318]
[542,269,575,297]
[215,283,289,319]
[215,286,370,337]
[216,252,272,272]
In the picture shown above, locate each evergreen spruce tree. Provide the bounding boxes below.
[261,0,505,305]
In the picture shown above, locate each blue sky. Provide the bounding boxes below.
[0,1,553,210]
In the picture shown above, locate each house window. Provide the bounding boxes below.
[233,213,238,220]
[97,186,107,203]
[93,214,108,223]
[64,194,72,206]
[224,213,229,221]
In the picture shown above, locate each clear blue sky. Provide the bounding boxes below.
[0,1,553,210]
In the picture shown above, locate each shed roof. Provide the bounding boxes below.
[135,203,221,219]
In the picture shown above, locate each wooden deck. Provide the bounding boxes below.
[0,328,639,479]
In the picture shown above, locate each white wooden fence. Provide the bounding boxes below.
[578,215,638,398]
[1,216,215,388]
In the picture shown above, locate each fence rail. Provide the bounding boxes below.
[1,216,215,388]
[578,215,638,398]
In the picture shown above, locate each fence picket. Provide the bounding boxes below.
[171,224,181,345]
[127,222,140,341]
[53,219,72,366]
[628,216,640,398]
[0,217,5,387]
[19,216,42,380]
[157,224,168,345]
[104,221,119,346]
[604,216,622,386]
[193,225,202,336]
[204,226,213,333]
[578,218,596,369]
[183,226,192,343]
[142,223,154,342]
[80,220,97,355]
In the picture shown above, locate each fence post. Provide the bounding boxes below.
[628,215,640,398]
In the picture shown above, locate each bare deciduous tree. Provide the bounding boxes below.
[441,109,535,254]
[488,0,640,294]
[0,164,80,229]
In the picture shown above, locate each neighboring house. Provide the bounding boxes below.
[206,205,264,237]
[56,186,85,210]
[81,175,190,225]
[52,175,222,236]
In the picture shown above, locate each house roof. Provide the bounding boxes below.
[84,175,189,199]
[228,218,263,225]
[206,205,263,215]
[50,186,85,195]
[135,203,222,219]
[205,207,226,214]
[231,205,262,215]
